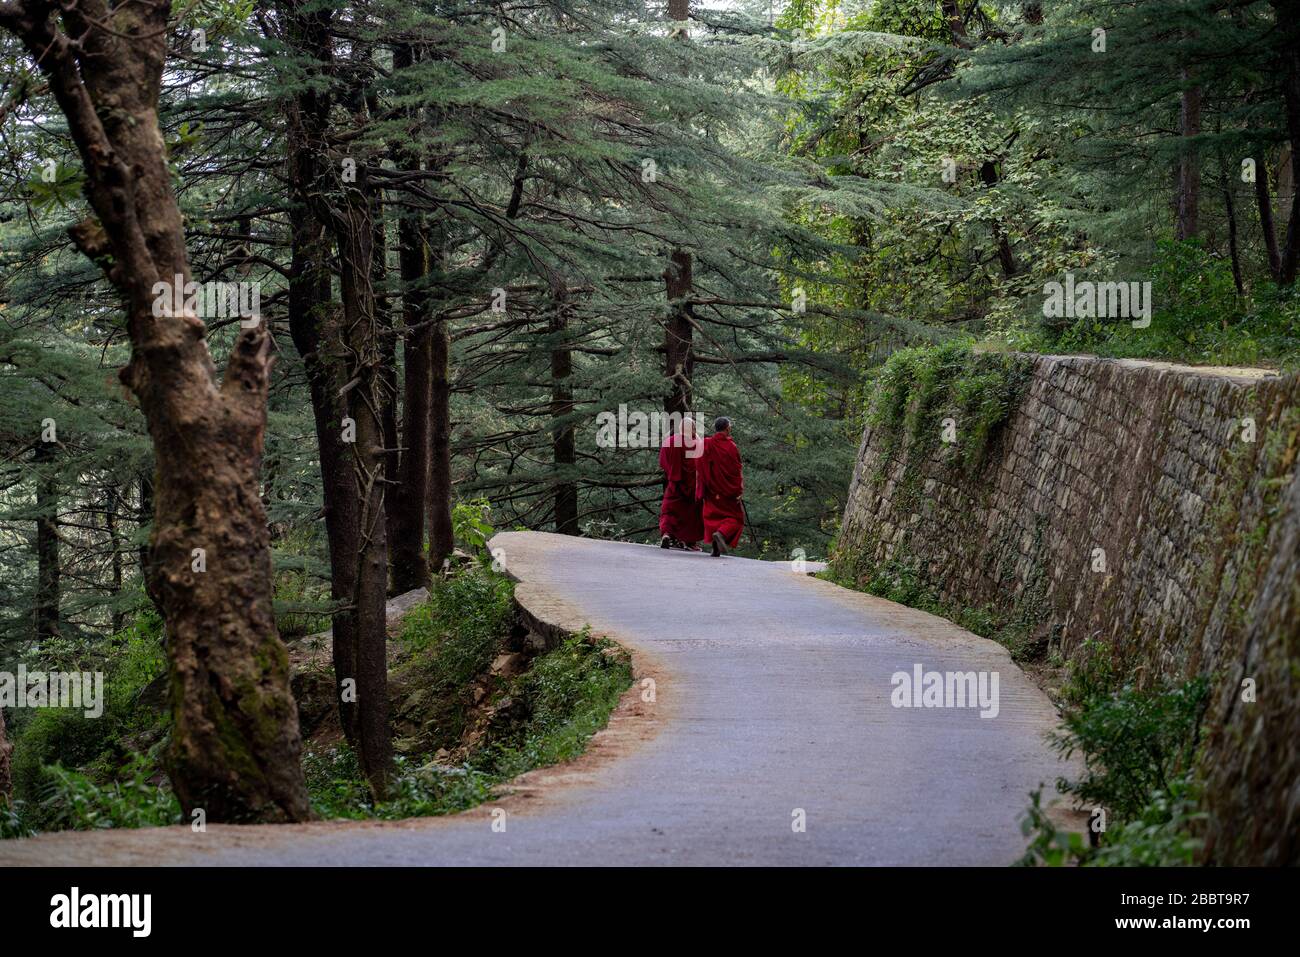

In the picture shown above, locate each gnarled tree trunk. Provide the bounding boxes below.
[0,0,310,822]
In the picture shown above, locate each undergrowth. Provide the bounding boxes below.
[1018,640,1211,867]
[301,566,632,821]
[1003,240,1300,372]
[6,611,170,834]
[825,555,1047,663]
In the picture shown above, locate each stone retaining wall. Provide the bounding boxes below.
[834,353,1298,865]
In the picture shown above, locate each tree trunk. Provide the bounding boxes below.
[979,159,1019,277]
[551,284,579,535]
[276,0,390,790]
[427,152,454,572]
[0,0,309,822]
[34,440,60,642]
[663,2,695,421]
[1257,157,1283,281]
[1275,8,1300,284]
[391,212,433,591]
[941,0,972,49]
[106,487,124,634]
[1176,84,1202,241]
[428,301,455,569]
[136,470,164,615]
[279,1,362,747]
[1223,173,1245,295]
[388,43,432,592]
[289,302,362,748]
[371,170,401,552]
[334,171,393,794]
[1278,145,1294,239]
[0,703,11,805]
[284,69,361,746]
[663,249,695,418]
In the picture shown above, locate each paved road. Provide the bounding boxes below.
[0,531,1069,866]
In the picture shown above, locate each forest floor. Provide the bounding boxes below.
[0,531,1078,865]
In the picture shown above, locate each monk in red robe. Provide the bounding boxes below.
[658,416,704,549]
[697,416,744,557]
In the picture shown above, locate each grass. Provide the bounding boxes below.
[300,568,633,820]
[824,555,1047,663]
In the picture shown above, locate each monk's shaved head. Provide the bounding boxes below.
[681,416,696,436]
[714,416,731,433]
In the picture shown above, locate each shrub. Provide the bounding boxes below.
[307,616,632,821]
[1018,773,1205,868]
[867,340,1030,477]
[452,498,496,565]
[1019,678,1210,867]
[0,799,35,840]
[1088,774,1205,867]
[1051,678,1209,821]
[1026,240,1300,371]
[38,754,180,831]
[400,567,514,674]
[1060,639,1118,706]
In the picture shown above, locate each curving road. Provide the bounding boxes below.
[0,531,1071,866]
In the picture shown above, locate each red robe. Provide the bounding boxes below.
[658,431,704,543]
[697,433,744,548]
